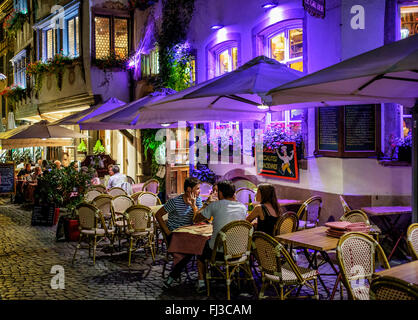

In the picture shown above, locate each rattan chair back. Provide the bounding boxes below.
[130,192,142,204]
[337,232,390,300]
[142,179,160,194]
[339,195,351,214]
[85,190,102,203]
[252,231,305,283]
[370,276,418,300]
[407,223,418,260]
[233,179,257,191]
[127,176,136,184]
[108,187,127,197]
[273,211,299,236]
[211,220,253,263]
[90,184,106,193]
[76,203,99,230]
[341,209,370,224]
[125,205,152,232]
[296,196,322,229]
[112,195,134,215]
[92,194,113,217]
[235,188,256,206]
[137,192,162,206]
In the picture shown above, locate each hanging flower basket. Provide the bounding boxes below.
[0,85,26,104]
[3,10,28,37]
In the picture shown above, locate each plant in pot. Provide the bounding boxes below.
[396,132,412,163]
[77,140,87,155]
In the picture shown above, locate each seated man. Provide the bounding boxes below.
[107,165,126,190]
[193,180,248,293]
[155,177,203,288]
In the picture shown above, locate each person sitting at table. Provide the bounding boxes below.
[246,183,280,236]
[29,166,43,183]
[155,177,203,288]
[17,163,32,178]
[54,160,62,170]
[193,180,248,293]
[107,165,127,189]
[91,169,101,185]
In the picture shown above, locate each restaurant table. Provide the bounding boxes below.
[361,206,412,261]
[168,223,213,266]
[373,260,418,286]
[275,226,341,299]
[278,199,303,207]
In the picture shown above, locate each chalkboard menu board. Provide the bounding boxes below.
[344,105,375,151]
[318,107,340,151]
[256,142,299,181]
[31,205,55,226]
[316,105,379,157]
[0,162,16,194]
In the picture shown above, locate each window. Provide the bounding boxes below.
[268,28,303,72]
[14,0,27,13]
[400,6,418,39]
[67,16,79,57]
[11,49,26,88]
[217,46,237,76]
[141,46,159,78]
[94,15,129,59]
[35,2,80,61]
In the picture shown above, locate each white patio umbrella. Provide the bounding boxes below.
[267,34,418,222]
[111,56,303,125]
[0,73,6,81]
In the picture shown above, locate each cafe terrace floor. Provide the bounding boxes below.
[0,197,408,301]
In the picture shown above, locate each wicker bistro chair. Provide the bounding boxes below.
[72,203,115,265]
[273,211,299,236]
[111,195,135,246]
[336,232,390,300]
[85,190,102,203]
[90,184,106,193]
[252,231,319,300]
[122,205,156,266]
[370,276,418,300]
[142,179,160,194]
[92,194,113,223]
[339,195,351,215]
[108,187,127,197]
[340,209,381,241]
[127,176,136,184]
[205,220,258,300]
[131,192,143,204]
[296,196,322,230]
[406,223,418,260]
[137,192,162,207]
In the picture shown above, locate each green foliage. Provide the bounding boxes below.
[3,11,28,37]
[35,162,95,215]
[77,140,87,153]
[142,129,166,191]
[93,140,106,155]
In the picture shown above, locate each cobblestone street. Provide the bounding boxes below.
[1,197,347,300]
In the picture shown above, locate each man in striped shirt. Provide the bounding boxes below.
[155,177,203,287]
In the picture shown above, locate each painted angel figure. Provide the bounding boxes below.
[276,145,294,176]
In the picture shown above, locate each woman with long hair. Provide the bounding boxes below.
[246,183,280,235]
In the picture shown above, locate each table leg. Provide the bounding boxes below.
[302,249,331,298]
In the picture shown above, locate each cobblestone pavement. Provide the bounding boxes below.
[0,198,356,300]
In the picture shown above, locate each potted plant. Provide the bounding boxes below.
[77,140,87,155]
[397,132,412,163]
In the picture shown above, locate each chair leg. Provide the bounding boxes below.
[128,237,134,266]
[259,279,266,299]
[226,266,231,300]
[314,278,319,300]
[206,262,211,297]
[72,234,83,264]
[93,236,97,265]
[280,285,284,300]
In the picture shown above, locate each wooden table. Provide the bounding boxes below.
[275,226,341,299]
[373,260,418,286]
[361,206,412,261]
[278,199,303,207]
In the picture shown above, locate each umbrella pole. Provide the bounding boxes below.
[413,101,418,224]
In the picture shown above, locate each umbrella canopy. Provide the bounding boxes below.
[267,35,418,224]
[0,120,87,149]
[82,89,179,130]
[0,73,6,81]
[120,56,303,125]
[53,97,126,126]
[268,34,418,109]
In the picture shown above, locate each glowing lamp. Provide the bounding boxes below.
[160,123,171,127]
[262,2,278,9]
[257,104,269,110]
[211,25,224,30]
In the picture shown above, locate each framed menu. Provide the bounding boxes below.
[0,162,16,194]
[315,105,380,157]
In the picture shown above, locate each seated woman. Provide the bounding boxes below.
[91,169,101,185]
[246,183,280,236]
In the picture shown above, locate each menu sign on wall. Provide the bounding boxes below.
[256,142,299,181]
[344,105,375,151]
[318,107,339,151]
[303,0,325,18]
[0,162,16,194]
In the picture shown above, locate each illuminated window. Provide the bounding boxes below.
[67,16,79,57]
[46,29,55,60]
[94,15,129,59]
[269,28,303,71]
[14,0,27,13]
[141,46,159,78]
[217,47,237,76]
[400,6,418,39]
[11,49,26,88]
[188,58,196,85]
